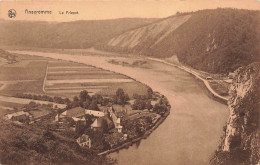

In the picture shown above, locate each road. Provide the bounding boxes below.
[0,95,66,109]
[147,57,228,101]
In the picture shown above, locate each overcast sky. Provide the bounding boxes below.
[0,0,260,22]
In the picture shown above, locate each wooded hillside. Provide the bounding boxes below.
[98,9,260,74]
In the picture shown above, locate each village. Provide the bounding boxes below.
[4,88,170,153]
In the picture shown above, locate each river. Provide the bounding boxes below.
[9,50,229,165]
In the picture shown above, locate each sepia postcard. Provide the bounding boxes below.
[0,0,259,165]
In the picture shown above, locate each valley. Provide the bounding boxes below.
[7,50,229,165]
[0,7,259,165]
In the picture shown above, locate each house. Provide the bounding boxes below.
[85,109,105,117]
[91,118,103,130]
[116,118,121,127]
[6,111,31,122]
[108,106,123,133]
[206,76,213,80]
[76,134,91,148]
[55,114,60,122]
[117,125,123,133]
[228,72,235,79]
[60,107,85,118]
[72,117,86,123]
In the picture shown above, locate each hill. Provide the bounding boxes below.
[0,119,116,164]
[97,9,260,74]
[96,14,191,54]
[0,18,157,49]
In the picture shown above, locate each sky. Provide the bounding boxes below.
[0,0,259,22]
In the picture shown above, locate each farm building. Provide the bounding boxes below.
[76,134,91,148]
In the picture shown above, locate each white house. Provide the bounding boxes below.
[91,118,103,130]
[76,134,91,148]
[85,109,105,117]
[108,107,123,133]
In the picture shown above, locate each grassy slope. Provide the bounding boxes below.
[0,18,157,49]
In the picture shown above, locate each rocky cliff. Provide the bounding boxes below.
[210,62,260,165]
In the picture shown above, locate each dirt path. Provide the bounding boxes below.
[0,96,66,109]
[42,63,48,93]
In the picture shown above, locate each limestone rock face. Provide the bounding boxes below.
[210,62,260,165]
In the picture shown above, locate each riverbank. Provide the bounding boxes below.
[98,107,170,156]
[147,57,228,104]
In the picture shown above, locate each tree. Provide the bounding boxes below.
[145,116,153,125]
[132,99,146,110]
[79,90,89,102]
[114,88,129,105]
[64,98,71,104]
[89,99,99,110]
[82,100,91,109]
[84,114,94,128]
[92,94,103,104]
[101,98,109,106]
[153,103,167,115]
[73,96,79,102]
[75,121,86,137]
[101,120,108,133]
[145,100,153,110]
[147,88,153,99]
[135,120,145,136]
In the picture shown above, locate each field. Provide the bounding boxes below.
[0,52,149,114]
[98,81,149,98]
[0,55,48,96]
[0,101,25,116]
[44,60,139,98]
[0,52,148,98]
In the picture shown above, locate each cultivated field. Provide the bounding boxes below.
[0,52,148,98]
[44,60,138,98]
[0,55,47,96]
[0,53,149,116]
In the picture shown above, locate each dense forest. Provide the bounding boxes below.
[145,9,260,73]
[0,18,157,49]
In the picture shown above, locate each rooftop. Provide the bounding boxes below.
[6,111,30,119]
[61,107,85,118]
